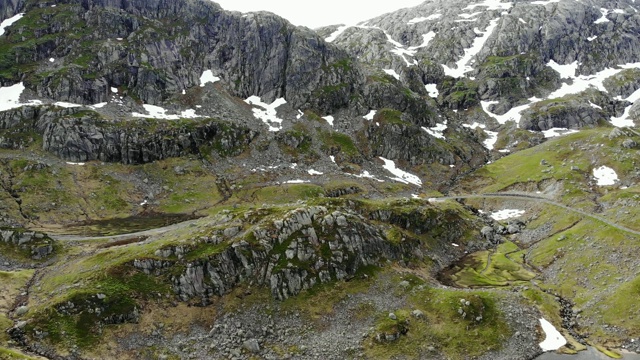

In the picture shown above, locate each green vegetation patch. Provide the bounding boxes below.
[366,288,510,359]
[441,242,536,288]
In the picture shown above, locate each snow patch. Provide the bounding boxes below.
[422,120,447,140]
[442,18,501,78]
[54,102,83,108]
[464,0,513,11]
[587,35,598,41]
[65,162,86,166]
[408,31,436,50]
[379,157,422,186]
[285,180,310,184]
[531,0,560,5]
[49,58,55,63]
[0,13,24,36]
[593,166,618,186]
[308,169,324,175]
[539,319,567,351]
[425,84,439,98]
[364,110,377,121]
[132,104,201,120]
[481,100,535,125]
[325,25,350,42]
[383,69,400,80]
[200,70,220,87]
[110,87,118,93]
[490,209,525,221]
[542,128,580,138]
[323,115,335,127]
[408,14,442,24]
[90,102,108,109]
[547,60,577,79]
[244,96,287,132]
[594,8,610,24]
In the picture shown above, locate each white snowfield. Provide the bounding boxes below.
[0,13,24,36]
[132,104,201,120]
[542,128,579,138]
[490,209,525,221]
[323,115,335,127]
[482,60,640,128]
[539,318,567,351]
[199,70,220,87]
[0,83,43,111]
[443,18,501,78]
[593,166,618,186]
[244,96,287,132]
[364,110,377,121]
[383,69,400,80]
[464,0,513,11]
[425,84,439,98]
[422,120,447,140]
[462,122,498,150]
[379,157,422,186]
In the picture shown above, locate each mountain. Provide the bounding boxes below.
[0,0,639,359]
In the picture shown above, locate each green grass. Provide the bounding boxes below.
[0,346,42,360]
[443,241,536,288]
[366,287,510,360]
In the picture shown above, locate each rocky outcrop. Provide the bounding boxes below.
[518,90,627,131]
[0,228,55,260]
[135,206,418,301]
[603,68,640,98]
[365,117,489,168]
[129,200,487,302]
[0,105,257,163]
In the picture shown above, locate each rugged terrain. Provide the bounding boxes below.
[0,0,639,359]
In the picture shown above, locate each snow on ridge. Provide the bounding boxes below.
[546,60,577,79]
[408,14,442,24]
[481,99,537,125]
[593,165,618,186]
[379,157,422,186]
[244,96,287,132]
[458,12,482,19]
[325,25,350,42]
[0,13,24,36]
[531,0,561,5]
[200,70,220,87]
[442,18,501,78]
[408,31,436,50]
[132,104,201,120]
[463,122,499,150]
[383,69,401,80]
[422,120,447,140]
[464,0,513,11]
[539,319,567,351]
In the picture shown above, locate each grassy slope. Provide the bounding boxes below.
[457,126,640,342]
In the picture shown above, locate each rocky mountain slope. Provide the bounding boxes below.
[0,0,640,359]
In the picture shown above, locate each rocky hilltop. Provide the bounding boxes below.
[0,0,640,359]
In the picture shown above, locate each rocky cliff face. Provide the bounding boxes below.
[131,201,484,302]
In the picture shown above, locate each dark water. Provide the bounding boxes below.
[536,347,640,360]
[62,212,197,236]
